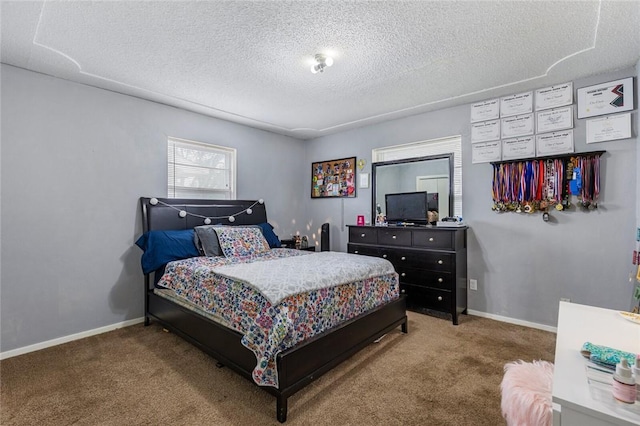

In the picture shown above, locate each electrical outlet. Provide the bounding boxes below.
[560,298,571,303]
[469,279,478,291]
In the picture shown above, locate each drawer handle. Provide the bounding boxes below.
[401,272,406,277]
[392,235,397,239]
[401,256,406,261]
[361,233,366,238]
[429,237,434,242]
[437,260,443,265]
[382,254,388,258]
[437,296,443,301]
[354,251,359,254]
[438,278,443,283]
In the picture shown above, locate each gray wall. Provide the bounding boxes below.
[637,59,640,311]
[305,66,638,327]
[1,62,637,353]
[0,65,306,352]
[637,60,640,239]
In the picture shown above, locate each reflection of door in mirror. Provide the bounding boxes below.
[416,175,450,218]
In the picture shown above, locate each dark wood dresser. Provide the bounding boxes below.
[347,225,468,325]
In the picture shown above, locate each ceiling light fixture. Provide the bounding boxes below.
[310,54,334,74]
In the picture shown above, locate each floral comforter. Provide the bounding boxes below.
[155,249,399,387]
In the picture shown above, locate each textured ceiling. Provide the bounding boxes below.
[2,1,639,139]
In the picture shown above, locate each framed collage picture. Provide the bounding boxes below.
[311,156,356,198]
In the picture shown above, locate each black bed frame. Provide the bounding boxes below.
[140,197,408,422]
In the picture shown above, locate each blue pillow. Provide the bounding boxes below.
[256,222,281,248]
[135,229,200,274]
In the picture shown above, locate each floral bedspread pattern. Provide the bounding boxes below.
[156,249,399,388]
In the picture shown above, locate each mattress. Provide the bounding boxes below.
[155,249,399,387]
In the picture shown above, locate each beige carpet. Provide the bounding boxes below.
[0,311,556,425]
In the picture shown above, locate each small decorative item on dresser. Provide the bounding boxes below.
[612,358,636,403]
[374,204,387,226]
[436,216,465,227]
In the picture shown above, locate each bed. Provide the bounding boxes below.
[138,197,408,422]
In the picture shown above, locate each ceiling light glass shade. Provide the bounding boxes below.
[310,53,334,74]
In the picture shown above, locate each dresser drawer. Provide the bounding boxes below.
[394,250,454,272]
[349,227,377,244]
[396,267,452,290]
[377,228,412,246]
[400,283,451,312]
[412,230,454,250]
[348,244,378,257]
[349,244,396,262]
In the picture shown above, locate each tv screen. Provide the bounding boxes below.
[385,191,428,224]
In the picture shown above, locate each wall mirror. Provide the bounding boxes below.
[372,154,454,225]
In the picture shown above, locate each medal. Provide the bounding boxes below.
[490,153,602,216]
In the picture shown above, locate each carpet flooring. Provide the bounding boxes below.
[0,311,556,425]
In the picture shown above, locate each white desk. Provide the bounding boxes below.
[553,301,640,426]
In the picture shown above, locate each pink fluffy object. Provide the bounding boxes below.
[500,360,554,426]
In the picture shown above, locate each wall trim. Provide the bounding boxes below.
[0,317,145,360]
[1,310,555,360]
[468,309,557,333]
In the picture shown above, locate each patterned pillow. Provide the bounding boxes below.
[214,226,270,258]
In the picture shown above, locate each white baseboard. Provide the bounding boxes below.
[1,310,555,361]
[0,317,145,360]
[467,309,557,333]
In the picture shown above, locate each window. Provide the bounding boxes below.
[167,137,236,199]
[372,135,462,216]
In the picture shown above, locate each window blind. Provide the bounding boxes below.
[168,137,236,199]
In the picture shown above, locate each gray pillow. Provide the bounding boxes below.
[193,225,224,257]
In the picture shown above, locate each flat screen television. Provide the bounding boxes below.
[385,191,428,224]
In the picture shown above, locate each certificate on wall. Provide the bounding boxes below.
[536,106,573,134]
[577,77,634,118]
[586,113,632,143]
[471,119,500,143]
[535,82,573,110]
[470,98,500,123]
[501,113,534,138]
[501,136,535,161]
[500,91,533,117]
[536,130,574,156]
[472,140,502,164]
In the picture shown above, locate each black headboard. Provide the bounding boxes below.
[140,197,268,232]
